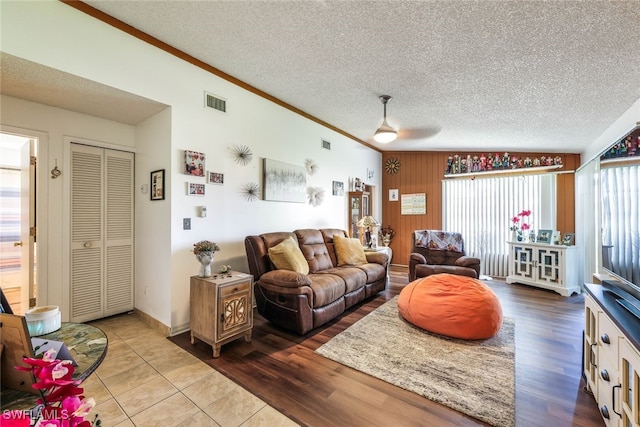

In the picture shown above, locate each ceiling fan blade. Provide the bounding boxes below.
[397,126,441,140]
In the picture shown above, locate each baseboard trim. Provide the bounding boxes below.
[133,308,171,337]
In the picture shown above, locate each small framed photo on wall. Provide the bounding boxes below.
[184,150,206,176]
[332,181,344,196]
[150,169,165,201]
[389,189,399,201]
[207,172,224,184]
[187,182,205,196]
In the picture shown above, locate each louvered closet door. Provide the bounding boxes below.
[70,144,133,322]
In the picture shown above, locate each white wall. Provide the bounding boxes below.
[1,1,382,333]
[582,98,640,165]
[0,95,137,321]
[576,97,640,285]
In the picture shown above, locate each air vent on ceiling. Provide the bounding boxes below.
[322,139,331,150]
[204,91,226,113]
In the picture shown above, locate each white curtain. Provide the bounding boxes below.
[601,162,640,286]
[575,160,598,288]
[443,174,554,277]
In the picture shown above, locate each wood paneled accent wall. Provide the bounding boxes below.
[381,152,580,267]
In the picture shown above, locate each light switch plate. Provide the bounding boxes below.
[183,218,191,230]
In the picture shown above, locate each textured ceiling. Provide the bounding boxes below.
[5,1,640,152]
[0,53,167,125]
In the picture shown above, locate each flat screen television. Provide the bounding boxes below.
[599,125,640,306]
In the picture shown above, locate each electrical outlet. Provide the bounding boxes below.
[183,218,191,230]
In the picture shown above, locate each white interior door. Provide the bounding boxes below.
[20,140,34,312]
[0,133,35,315]
[70,144,133,322]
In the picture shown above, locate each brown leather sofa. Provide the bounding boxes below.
[245,228,388,334]
[408,230,481,281]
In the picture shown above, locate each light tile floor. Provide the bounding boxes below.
[86,314,298,427]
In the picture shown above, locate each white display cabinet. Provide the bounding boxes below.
[506,241,580,296]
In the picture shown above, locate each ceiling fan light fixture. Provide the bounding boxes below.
[373,95,397,143]
[374,121,397,143]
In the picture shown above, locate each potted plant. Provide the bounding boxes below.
[193,240,220,277]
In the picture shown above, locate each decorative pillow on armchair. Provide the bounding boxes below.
[268,236,310,274]
[333,235,367,266]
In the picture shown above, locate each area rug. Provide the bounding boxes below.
[315,296,515,427]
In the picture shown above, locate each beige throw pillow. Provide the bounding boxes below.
[333,234,367,266]
[268,236,309,274]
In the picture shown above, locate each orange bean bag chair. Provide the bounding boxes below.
[397,273,503,339]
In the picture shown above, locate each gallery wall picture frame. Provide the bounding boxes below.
[389,189,399,201]
[537,229,553,244]
[207,171,224,185]
[563,233,575,246]
[184,150,206,176]
[150,169,165,201]
[187,182,205,196]
[263,158,307,203]
[332,181,344,196]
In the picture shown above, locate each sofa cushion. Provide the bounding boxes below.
[319,267,367,293]
[268,236,309,274]
[333,235,367,265]
[308,273,346,307]
[320,228,349,267]
[296,229,334,273]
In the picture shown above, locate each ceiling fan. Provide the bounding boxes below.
[373,95,441,143]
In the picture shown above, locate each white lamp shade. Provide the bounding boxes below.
[374,121,398,143]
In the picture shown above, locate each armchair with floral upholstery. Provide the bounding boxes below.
[408,230,481,281]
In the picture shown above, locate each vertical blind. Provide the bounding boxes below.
[601,162,640,285]
[443,174,553,277]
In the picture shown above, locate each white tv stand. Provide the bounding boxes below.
[584,283,640,426]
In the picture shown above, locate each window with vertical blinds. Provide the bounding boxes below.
[443,174,554,277]
[601,162,640,286]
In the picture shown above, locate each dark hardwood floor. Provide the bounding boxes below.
[170,266,603,427]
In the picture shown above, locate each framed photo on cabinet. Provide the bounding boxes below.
[150,169,165,201]
[537,229,552,244]
[563,233,575,246]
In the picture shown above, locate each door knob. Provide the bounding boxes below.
[83,242,92,248]
[13,241,23,247]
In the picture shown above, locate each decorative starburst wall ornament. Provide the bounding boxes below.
[305,158,318,175]
[231,145,253,166]
[307,186,325,207]
[242,182,260,202]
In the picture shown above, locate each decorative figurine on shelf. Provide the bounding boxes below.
[357,216,379,248]
[480,153,487,171]
[193,240,220,277]
[471,155,480,172]
[446,155,453,174]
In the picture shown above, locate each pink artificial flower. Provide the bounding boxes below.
[521,223,531,231]
[70,397,95,421]
[1,411,31,427]
[511,216,520,224]
[519,210,531,217]
[52,361,73,381]
[35,420,60,427]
